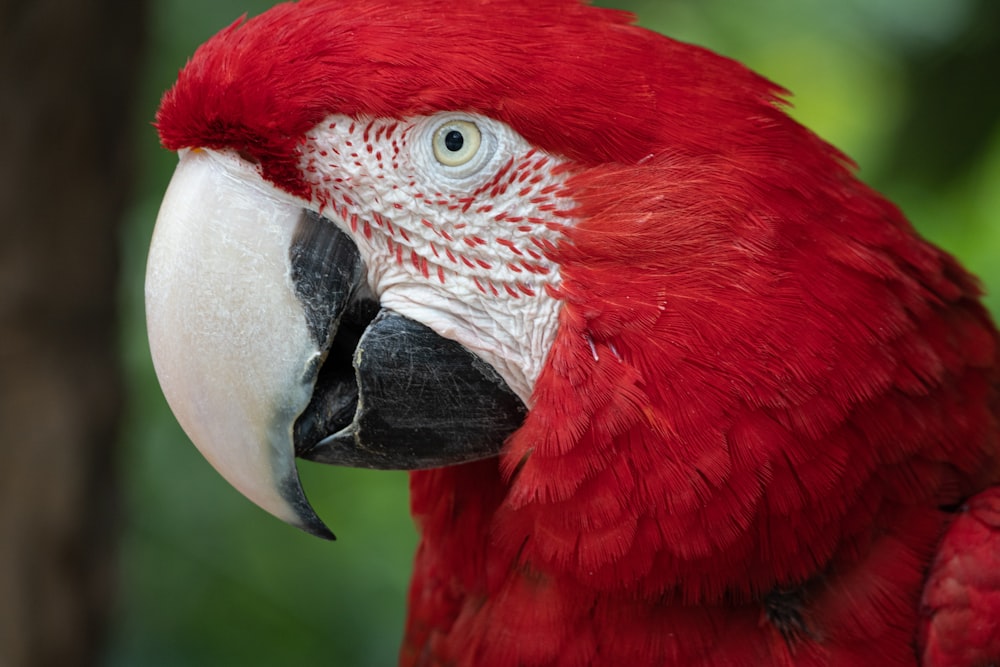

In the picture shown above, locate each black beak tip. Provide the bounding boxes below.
[279,474,336,541]
[297,516,337,541]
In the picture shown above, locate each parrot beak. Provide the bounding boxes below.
[145,149,525,538]
[146,149,342,538]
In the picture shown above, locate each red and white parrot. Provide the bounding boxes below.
[145,1,1000,665]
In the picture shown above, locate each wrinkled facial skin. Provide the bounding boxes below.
[297,112,575,404]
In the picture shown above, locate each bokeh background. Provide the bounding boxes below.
[112,2,1000,665]
[2,1,997,666]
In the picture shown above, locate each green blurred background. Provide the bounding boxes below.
[106,1,1000,665]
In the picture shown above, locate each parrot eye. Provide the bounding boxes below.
[414,113,504,182]
[432,120,482,167]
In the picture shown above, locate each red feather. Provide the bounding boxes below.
[919,488,1000,667]
[157,1,1000,664]
[156,0,784,193]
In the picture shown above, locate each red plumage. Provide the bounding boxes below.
[156,1,1000,665]
[919,488,1000,667]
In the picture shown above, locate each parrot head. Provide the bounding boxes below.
[148,0,790,538]
[147,0,998,615]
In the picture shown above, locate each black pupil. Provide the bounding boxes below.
[444,130,464,152]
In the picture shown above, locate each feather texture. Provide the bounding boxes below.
[156,1,1000,664]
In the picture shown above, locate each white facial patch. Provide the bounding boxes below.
[298,113,575,404]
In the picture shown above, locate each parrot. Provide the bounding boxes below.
[144,0,1000,665]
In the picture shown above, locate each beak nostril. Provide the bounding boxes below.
[237,147,259,165]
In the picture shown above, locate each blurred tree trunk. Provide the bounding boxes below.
[0,1,145,665]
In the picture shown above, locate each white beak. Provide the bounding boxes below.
[145,148,333,538]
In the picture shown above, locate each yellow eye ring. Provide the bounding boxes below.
[432,120,482,167]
